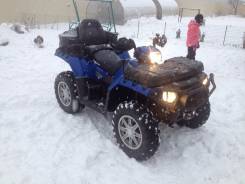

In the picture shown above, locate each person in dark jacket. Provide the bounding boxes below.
[186,14,204,60]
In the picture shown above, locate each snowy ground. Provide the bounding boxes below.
[0,16,245,184]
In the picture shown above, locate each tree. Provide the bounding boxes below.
[229,0,240,15]
[152,0,162,20]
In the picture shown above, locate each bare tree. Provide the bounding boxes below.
[152,0,162,20]
[229,0,240,15]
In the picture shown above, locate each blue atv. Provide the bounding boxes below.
[54,19,216,161]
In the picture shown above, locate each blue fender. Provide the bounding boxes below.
[56,50,151,97]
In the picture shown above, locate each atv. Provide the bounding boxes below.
[54,19,216,161]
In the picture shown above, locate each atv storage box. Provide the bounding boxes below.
[58,21,118,57]
[125,57,204,88]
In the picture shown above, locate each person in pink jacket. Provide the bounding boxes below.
[186,14,204,60]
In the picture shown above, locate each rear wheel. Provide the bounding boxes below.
[112,101,160,161]
[55,71,83,114]
[178,101,210,129]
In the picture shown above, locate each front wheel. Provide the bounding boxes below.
[112,101,160,161]
[55,71,83,114]
[178,101,211,129]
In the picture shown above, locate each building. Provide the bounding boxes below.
[0,0,244,25]
[121,0,178,21]
[0,0,83,24]
[175,0,245,16]
[0,0,178,25]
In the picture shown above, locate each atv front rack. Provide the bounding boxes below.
[208,73,216,97]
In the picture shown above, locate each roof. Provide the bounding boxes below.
[121,0,177,8]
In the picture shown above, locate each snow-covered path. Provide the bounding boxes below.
[0,17,245,184]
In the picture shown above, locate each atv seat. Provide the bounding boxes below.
[124,57,204,88]
[78,19,133,53]
[85,44,113,57]
[77,19,123,75]
[94,50,123,75]
[78,19,109,46]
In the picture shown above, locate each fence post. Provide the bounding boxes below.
[136,10,140,38]
[243,32,245,49]
[163,22,166,35]
[200,32,205,42]
[223,25,228,46]
[137,18,140,38]
[176,28,181,39]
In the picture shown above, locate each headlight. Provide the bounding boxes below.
[202,77,208,86]
[149,52,162,64]
[162,91,177,103]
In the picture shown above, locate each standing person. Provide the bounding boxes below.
[186,14,204,60]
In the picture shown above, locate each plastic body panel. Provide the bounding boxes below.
[55,49,151,97]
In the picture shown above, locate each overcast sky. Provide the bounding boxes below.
[121,0,178,8]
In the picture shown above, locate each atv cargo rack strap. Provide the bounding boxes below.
[209,73,216,97]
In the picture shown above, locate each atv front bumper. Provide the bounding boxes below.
[150,73,216,123]
[208,73,216,97]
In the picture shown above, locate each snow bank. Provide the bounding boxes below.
[0,16,245,184]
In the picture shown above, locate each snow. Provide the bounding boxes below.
[0,16,245,184]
